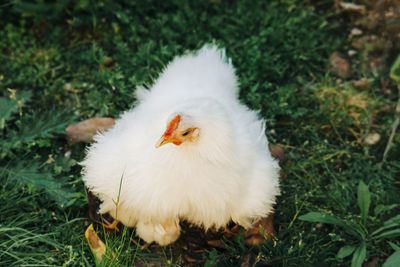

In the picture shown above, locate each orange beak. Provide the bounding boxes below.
[155,136,169,148]
[155,114,182,148]
[155,136,182,148]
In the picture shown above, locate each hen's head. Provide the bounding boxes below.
[155,114,200,148]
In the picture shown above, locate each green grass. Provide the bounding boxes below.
[0,0,399,266]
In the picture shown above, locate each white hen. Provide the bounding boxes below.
[82,45,280,246]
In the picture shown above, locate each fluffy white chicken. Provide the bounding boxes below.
[82,45,280,246]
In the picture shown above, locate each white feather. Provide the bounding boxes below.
[81,44,280,245]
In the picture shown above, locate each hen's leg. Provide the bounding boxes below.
[223,224,240,238]
[136,219,181,246]
[102,218,120,231]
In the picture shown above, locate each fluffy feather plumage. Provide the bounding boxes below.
[82,45,280,246]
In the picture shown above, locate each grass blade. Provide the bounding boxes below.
[351,241,366,267]
[384,215,400,226]
[299,212,359,237]
[370,215,400,237]
[370,229,400,240]
[357,181,370,226]
[388,241,400,251]
[299,212,347,226]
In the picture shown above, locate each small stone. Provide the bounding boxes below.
[351,28,363,36]
[365,133,381,146]
[348,50,358,56]
[64,150,72,158]
[351,39,363,50]
[63,83,72,90]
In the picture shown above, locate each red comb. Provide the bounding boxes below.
[163,115,181,137]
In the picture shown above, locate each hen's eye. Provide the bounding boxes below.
[182,131,190,136]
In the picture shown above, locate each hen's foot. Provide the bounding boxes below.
[136,219,181,246]
[102,218,120,232]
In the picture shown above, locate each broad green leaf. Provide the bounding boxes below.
[1,161,75,207]
[299,212,359,237]
[347,221,367,239]
[1,109,75,158]
[351,241,366,267]
[371,229,400,240]
[17,111,72,142]
[337,245,356,259]
[383,251,400,267]
[357,181,370,225]
[390,54,400,82]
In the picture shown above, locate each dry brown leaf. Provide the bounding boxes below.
[329,51,351,78]
[346,93,367,110]
[354,79,370,89]
[99,58,116,71]
[244,213,275,246]
[207,239,224,248]
[85,224,107,264]
[364,256,379,267]
[269,144,288,180]
[315,85,378,140]
[66,117,115,144]
[338,2,366,14]
[104,58,116,69]
[268,144,287,164]
[183,253,202,263]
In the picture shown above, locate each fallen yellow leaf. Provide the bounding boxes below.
[85,224,107,265]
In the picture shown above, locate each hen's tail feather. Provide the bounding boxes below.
[197,43,233,66]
